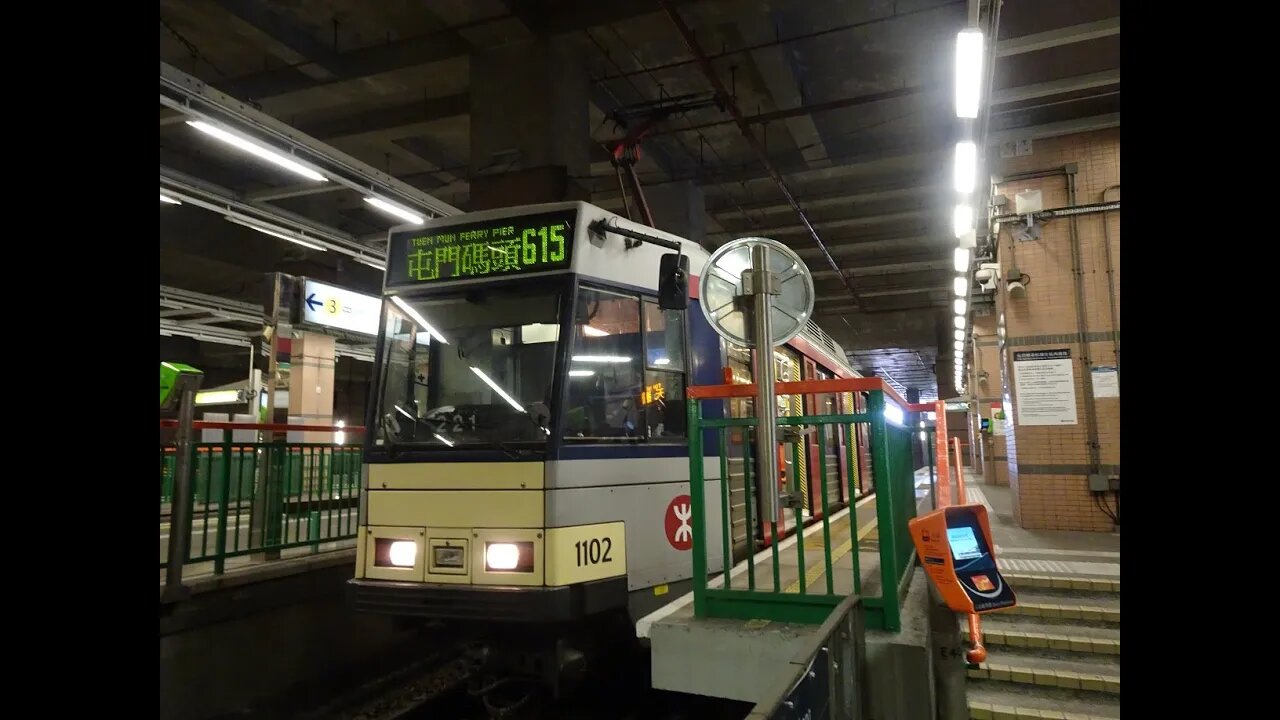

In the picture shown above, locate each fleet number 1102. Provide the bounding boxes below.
[574,538,613,567]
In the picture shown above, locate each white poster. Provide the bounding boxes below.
[1091,366,1120,398]
[1012,349,1078,426]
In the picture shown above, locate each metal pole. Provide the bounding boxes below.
[163,386,198,601]
[927,430,937,511]
[750,244,781,521]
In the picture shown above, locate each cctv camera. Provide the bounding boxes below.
[1008,280,1026,297]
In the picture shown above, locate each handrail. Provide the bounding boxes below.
[951,436,986,664]
[685,381,920,631]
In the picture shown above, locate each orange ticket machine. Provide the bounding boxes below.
[908,504,1016,614]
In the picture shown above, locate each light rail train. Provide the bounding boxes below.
[347,201,879,689]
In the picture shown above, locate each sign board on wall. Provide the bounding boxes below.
[298,279,381,336]
[1091,366,1120,398]
[1012,349,1077,426]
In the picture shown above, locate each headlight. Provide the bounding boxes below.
[485,541,534,572]
[374,538,418,568]
[389,541,417,567]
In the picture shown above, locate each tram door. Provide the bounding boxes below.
[804,363,843,516]
[775,348,806,536]
[724,345,754,562]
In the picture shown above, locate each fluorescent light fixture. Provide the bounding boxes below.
[225,216,327,252]
[572,355,631,363]
[357,256,386,271]
[390,296,448,344]
[954,329,965,342]
[334,419,345,446]
[954,298,967,315]
[470,367,526,413]
[394,405,415,422]
[568,369,595,377]
[433,433,455,447]
[954,340,964,351]
[187,120,327,182]
[954,247,971,272]
[953,276,968,297]
[364,197,425,225]
[194,390,240,405]
[654,357,671,365]
[582,326,610,337]
[953,141,977,193]
[883,402,905,426]
[953,204,974,239]
[954,315,967,330]
[955,29,984,119]
[160,193,182,205]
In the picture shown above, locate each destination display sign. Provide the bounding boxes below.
[386,209,577,287]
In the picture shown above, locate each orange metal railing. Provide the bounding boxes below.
[952,435,986,664]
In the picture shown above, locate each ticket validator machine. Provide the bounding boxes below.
[908,504,1016,614]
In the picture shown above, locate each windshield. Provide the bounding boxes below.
[373,285,563,450]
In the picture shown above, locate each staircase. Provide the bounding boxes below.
[965,573,1120,720]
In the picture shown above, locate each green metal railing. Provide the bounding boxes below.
[686,379,922,631]
[160,428,362,575]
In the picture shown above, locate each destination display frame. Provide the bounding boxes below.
[385,209,578,289]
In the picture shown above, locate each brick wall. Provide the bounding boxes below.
[993,128,1119,532]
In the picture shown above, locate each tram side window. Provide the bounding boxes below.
[641,300,687,440]
[565,288,645,439]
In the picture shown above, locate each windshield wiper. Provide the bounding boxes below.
[495,440,537,460]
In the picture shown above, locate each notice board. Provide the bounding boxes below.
[1012,349,1078,426]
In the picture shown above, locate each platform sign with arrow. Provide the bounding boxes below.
[297,278,382,336]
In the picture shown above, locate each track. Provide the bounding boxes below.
[285,641,749,720]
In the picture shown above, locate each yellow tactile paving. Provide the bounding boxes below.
[781,512,876,595]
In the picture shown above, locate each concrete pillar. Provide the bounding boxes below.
[287,332,335,443]
[928,585,969,720]
[645,180,706,245]
[469,37,589,209]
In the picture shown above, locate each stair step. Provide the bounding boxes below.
[994,589,1118,624]
[971,647,1119,675]
[967,680,1121,720]
[964,624,1119,656]
[1003,573,1119,594]
[968,663,1119,695]
[1004,602,1119,623]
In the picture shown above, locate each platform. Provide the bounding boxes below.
[642,469,937,704]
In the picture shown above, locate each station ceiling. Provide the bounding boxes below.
[159,0,1120,401]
